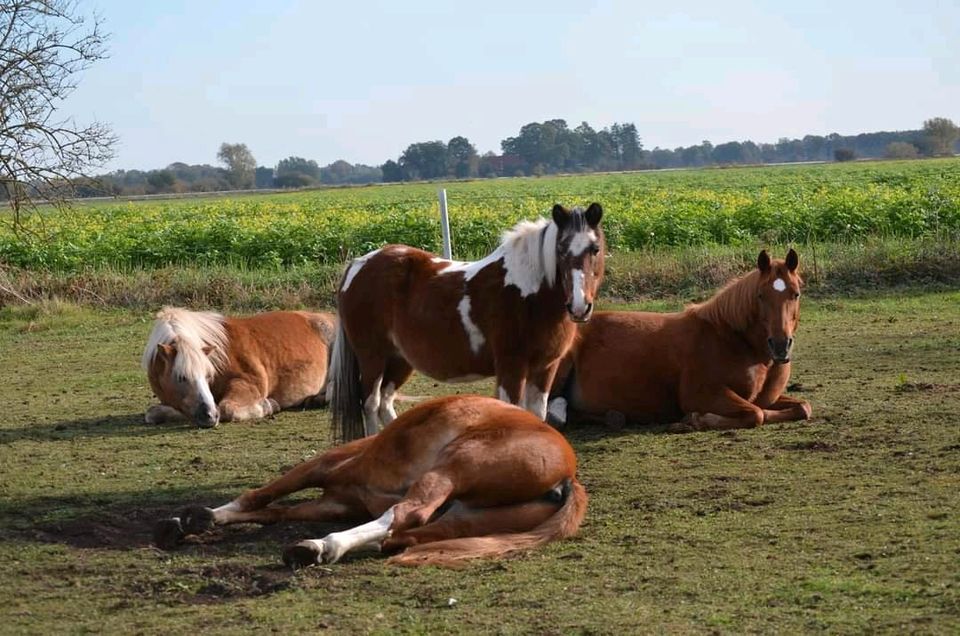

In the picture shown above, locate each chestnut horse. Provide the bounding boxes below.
[153,396,587,567]
[331,203,605,440]
[142,307,336,428]
[547,250,812,432]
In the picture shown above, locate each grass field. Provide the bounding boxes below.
[1,291,958,634]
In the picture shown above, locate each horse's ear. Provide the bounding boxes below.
[585,202,603,228]
[757,250,771,273]
[786,248,799,272]
[552,204,569,228]
[157,342,177,360]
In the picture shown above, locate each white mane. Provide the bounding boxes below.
[438,217,558,296]
[141,307,229,378]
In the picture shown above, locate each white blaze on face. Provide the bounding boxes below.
[772,278,787,292]
[567,230,597,256]
[457,295,485,354]
[195,372,217,415]
[570,269,587,316]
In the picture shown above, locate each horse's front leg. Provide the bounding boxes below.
[145,404,184,424]
[219,376,279,422]
[761,395,812,423]
[493,355,528,407]
[524,360,561,420]
[674,387,765,432]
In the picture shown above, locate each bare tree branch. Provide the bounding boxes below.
[0,0,116,229]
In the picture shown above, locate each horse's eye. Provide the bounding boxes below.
[794,292,801,300]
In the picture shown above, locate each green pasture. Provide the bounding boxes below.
[1,290,957,634]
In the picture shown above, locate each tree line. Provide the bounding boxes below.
[82,117,959,197]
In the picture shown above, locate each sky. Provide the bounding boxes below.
[63,0,960,171]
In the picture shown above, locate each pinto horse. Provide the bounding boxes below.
[547,250,812,432]
[153,395,587,567]
[142,307,336,428]
[331,203,605,440]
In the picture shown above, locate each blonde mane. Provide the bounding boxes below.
[689,269,761,332]
[141,307,229,378]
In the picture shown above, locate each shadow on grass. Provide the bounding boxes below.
[0,483,355,557]
[0,412,205,445]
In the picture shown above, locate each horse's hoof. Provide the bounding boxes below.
[181,506,215,536]
[153,517,185,550]
[265,398,281,416]
[282,540,322,568]
[545,412,566,429]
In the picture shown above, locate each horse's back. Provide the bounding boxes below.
[568,310,690,422]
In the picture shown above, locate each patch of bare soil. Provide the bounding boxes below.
[894,382,960,394]
[779,440,837,452]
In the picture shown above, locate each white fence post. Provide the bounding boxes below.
[438,188,452,259]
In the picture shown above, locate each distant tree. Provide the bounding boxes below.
[146,170,175,193]
[0,0,117,226]
[217,143,256,188]
[275,156,320,187]
[254,166,274,189]
[447,136,479,178]
[381,159,406,182]
[834,148,856,162]
[400,141,448,180]
[922,117,959,156]
[713,141,745,164]
[885,142,919,159]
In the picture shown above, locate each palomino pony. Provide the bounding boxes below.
[331,203,605,441]
[153,395,587,567]
[142,307,336,428]
[547,250,812,432]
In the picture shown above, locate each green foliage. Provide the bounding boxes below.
[2,159,959,271]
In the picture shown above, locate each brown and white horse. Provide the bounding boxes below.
[142,307,336,428]
[547,250,812,432]
[331,203,605,440]
[153,395,587,567]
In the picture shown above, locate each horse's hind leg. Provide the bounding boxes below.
[382,499,558,552]
[357,354,390,436]
[283,469,455,566]
[378,357,414,424]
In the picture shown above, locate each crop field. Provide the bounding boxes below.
[1,158,959,270]
[0,293,958,634]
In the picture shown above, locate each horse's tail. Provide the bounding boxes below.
[329,318,365,442]
[387,477,587,568]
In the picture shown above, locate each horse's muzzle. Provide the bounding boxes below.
[768,337,794,363]
[567,302,594,323]
[194,404,220,428]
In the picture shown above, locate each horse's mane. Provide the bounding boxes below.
[688,269,761,332]
[141,307,229,377]
[500,217,559,288]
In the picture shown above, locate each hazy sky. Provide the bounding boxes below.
[65,0,959,171]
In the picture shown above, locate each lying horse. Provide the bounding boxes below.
[547,249,812,432]
[331,203,605,440]
[153,395,587,567]
[142,307,336,428]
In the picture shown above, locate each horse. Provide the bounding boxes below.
[546,249,812,432]
[153,395,587,568]
[142,307,337,428]
[330,203,605,441]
